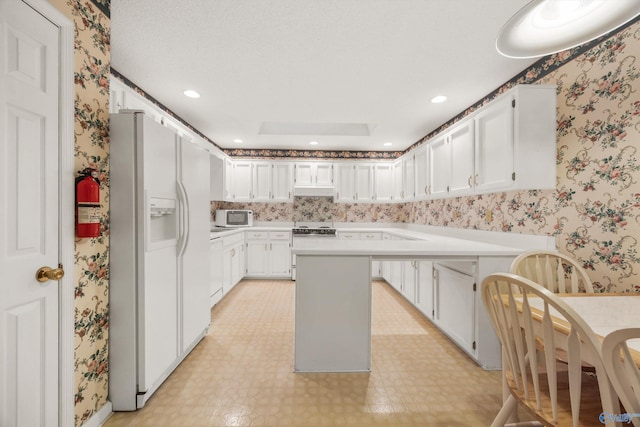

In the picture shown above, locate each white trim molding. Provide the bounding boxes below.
[81,401,113,427]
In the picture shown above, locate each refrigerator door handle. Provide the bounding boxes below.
[177,181,190,257]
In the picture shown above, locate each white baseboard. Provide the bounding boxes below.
[82,401,113,427]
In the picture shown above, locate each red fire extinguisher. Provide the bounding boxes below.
[76,169,101,238]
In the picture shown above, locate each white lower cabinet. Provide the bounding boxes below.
[221,232,245,295]
[415,261,434,318]
[433,262,476,357]
[210,238,224,307]
[246,231,292,278]
[402,260,417,302]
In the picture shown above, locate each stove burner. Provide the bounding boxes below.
[292,227,337,237]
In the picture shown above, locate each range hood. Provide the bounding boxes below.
[293,185,335,197]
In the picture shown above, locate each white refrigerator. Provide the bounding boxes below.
[109,110,211,410]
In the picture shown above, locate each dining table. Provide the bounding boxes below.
[528,293,640,360]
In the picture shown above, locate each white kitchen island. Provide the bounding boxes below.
[292,235,534,372]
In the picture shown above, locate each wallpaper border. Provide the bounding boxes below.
[89,0,109,19]
[110,68,224,151]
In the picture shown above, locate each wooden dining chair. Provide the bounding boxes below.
[482,273,620,427]
[510,250,595,294]
[602,328,640,427]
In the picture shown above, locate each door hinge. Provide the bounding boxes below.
[511,172,516,181]
[473,282,477,291]
[432,309,435,317]
[472,341,477,350]
[511,99,516,108]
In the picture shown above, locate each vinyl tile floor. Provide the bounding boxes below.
[104,280,512,426]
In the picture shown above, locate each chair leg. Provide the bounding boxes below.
[491,394,519,427]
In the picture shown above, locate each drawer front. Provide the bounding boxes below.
[338,232,360,240]
[361,232,382,240]
[223,232,245,246]
[246,231,268,240]
[269,231,291,240]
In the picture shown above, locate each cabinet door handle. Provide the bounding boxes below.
[468,176,472,187]
[270,243,272,250]
[475,174,478,185]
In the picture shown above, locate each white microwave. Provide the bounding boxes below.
[215,209,254,227]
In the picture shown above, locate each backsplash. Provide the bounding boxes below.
[212,197,407,223]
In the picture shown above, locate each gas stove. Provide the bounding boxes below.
[292,221,337,237]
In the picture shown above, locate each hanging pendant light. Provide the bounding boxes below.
[496,0,640,58]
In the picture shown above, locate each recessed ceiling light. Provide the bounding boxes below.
[384,142,393,147]
[183,89,200,98]
[309,141,318,145]
[431,95,447,104]
[233,139,243,143]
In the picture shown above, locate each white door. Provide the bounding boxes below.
[0,0,61,425]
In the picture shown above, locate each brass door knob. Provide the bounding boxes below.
[36,265,65,282]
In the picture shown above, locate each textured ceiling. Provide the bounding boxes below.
[110,0,537,152]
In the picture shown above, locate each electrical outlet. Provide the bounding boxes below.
[486,209,493,223]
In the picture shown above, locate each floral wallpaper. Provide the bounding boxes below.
[49,0,110,425]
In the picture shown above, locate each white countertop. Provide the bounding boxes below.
[210,222,555,257]
[291,235,524,257]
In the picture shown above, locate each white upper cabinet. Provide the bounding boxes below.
[294,162,334,186]
[224,160,293,202]
[392,160,403,201]
[427,120,475,199]
[335,163,356,202]
[414,145,430,200]
[448,120,475,197]
[252,162,272,201]
[428,134,450,198]
[374,163,393,202]
[271,162,292,201]
[403,154,416,200]
[423,84,556,199]
[474,95,513,192]
[355,164,373,202]
[231,161,253,201]
[474,84,556,193]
